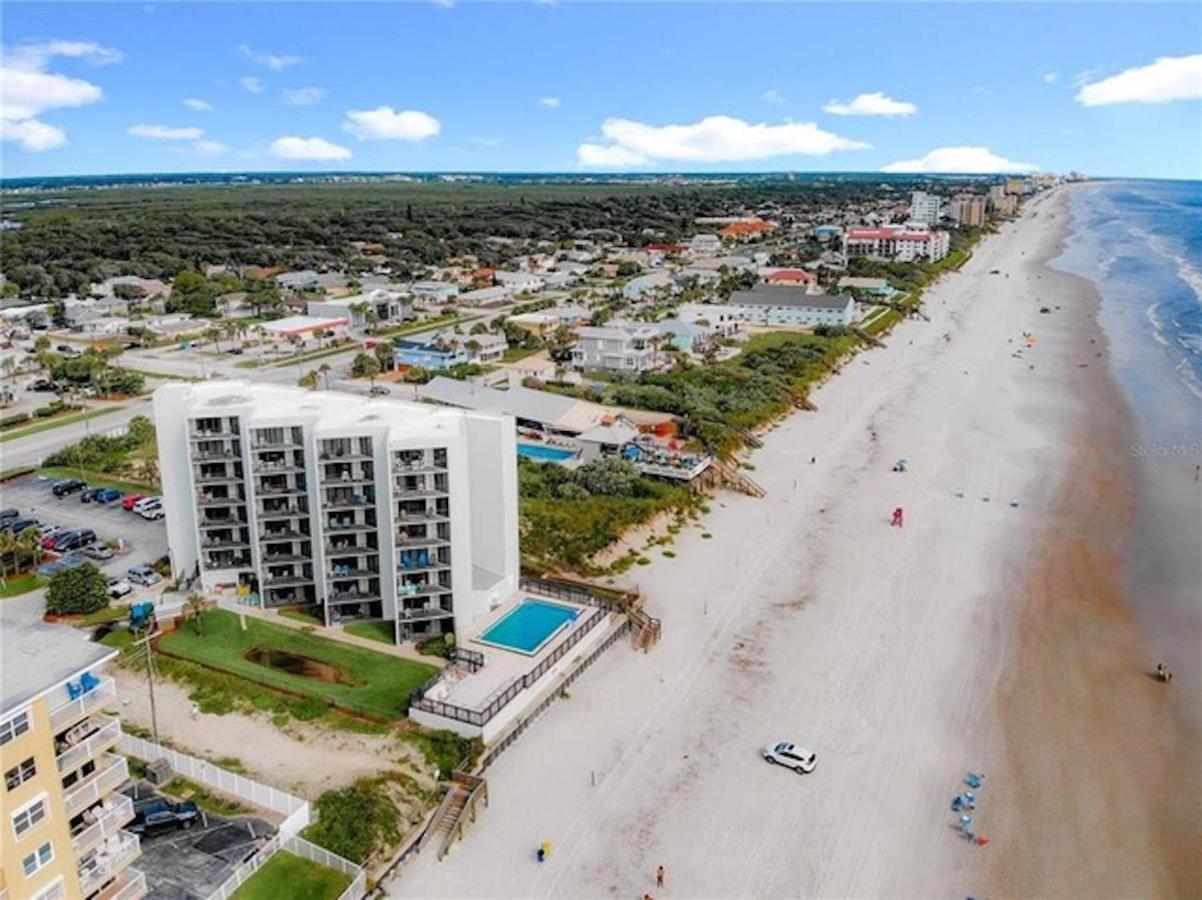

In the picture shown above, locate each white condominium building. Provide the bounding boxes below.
[909,191,942,225]
[153,382,519,643]
[842,224,951,263]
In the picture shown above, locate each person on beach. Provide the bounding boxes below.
[656,865,666,889]
[890,507,904,527]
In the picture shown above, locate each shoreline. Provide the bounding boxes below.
[389,190,1191,898]
[986,188,1202,897]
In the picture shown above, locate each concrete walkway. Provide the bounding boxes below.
[214,599,437,665]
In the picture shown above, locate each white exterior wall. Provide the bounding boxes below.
[153,382,517,642]
[735,299,854,328]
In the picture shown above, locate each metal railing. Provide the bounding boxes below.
[64,753,129,818]
[57,715,121,773]
[72,793,135,858]
[48,676,116,732]
[411,608,605,727]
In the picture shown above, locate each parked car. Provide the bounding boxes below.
[36,522,62,539]
[106,577,133,599]
[226,347,244,355]
[369,385,390,396]
[135,499,164,521]
[0,508,18,524]
[52,478,87,497]
[37,552,88,578]
[1,517,38,535]
[80,487,103,503]
[126,565,161,587]
[761,740,817,774]
[27,379,56,392]
[129,798,199,836]
[83,543,115,560]
[122,493,147,511]
[94,488,124,504]
[44,528,97,552]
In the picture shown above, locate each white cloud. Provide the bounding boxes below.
[760,89,785,106]
[194,139,227,155]
[128,124,204,140]
[281,86,327,107]
[881,145,1039,174]
[538,96,561,108]
[240,76,264,94]
[0,117,67,151]
[0,40,117,151]
[1043,72,1059,84]
[823,92,917,117]
[342,106,440,141]
[1075,53,1202,106]
[575,114,869,167]
[238,43,301,71]
[468,136,502,147]
[268,135,351,161]
[183,98,213,111]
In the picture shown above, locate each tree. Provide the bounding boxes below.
[171,270,216,317]
[318,363,332,389]
[15,526,42,573]
[0,530,16,584]
[298,369,319,390]
[184,593,206,635]
[46,563,109,616]
[372,339,395,369]
[351,352,382,384]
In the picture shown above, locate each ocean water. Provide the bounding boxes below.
[1056,180,1202,731]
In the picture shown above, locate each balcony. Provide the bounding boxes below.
[322,496,373,510]
[193,469,244,485]
[78,831,141,897]
[263,574,314,588]
[328,592,381,605]
[202,556,252,571]
[191,429,238,441]
[325,543,375,557]
[257,505,307,520]
[191,449,237,461]
[72,793,135,858]
[196,494,245,508]
[395,510,449,524]
[260,529,308,541]
[395,534,450,549]
[57,715,121,774]
[398,605,454,621]
[251,440,304,452]
[398,582,451,598]
[392,487,448,501]
[253,462,305,474]
[328,568,378,581]
[95,867,148,900]
[64,753,129,818]
[201,538,251,551]
[199,516,248,529]
[49,676,116,733]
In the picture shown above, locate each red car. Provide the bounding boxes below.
[122,493,147,511]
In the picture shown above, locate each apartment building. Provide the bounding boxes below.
[571,321,662,373]
[842,224,951,262]
[949,194,987,228]
[153,382,519,643]
[908,191,942,225]
[1,623,144,900]
[729,286,856,328]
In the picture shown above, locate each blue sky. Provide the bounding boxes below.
[2,2,1200,179]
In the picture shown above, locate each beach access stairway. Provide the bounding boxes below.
[710,459,767,498]
[427,772,488,860]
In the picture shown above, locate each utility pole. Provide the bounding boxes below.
[134,630,161,746]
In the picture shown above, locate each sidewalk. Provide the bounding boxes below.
[214,598,436,665]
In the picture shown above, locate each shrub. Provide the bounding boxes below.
[401,729,481,779]
[46,563,109,616]
[0,412,31,429]
[303,780,402,865]
[33,403,63,418]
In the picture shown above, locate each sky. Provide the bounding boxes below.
[1,2,1200,180]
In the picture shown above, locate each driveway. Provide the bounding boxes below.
[120,782,276,900]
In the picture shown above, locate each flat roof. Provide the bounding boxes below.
[1,621,117,716]
[730,287,852,310]
[262,314,349,333]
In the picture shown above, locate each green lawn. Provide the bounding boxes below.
[232,851,351,900]
[342,620,394,645]
[501,346,540,363]
[0,406,127,443]
[158,609,437,720]
[278,608,323,626]
[0,574,44,598]
[39,467,160,495]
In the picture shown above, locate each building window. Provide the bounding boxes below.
[5,757,36,791]
[12,796,47,837]
[0,710,31,745]
[22,841,54,876]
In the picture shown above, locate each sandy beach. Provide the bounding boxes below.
[389,188,1197,898]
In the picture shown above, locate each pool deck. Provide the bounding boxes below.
[428,593,595,709]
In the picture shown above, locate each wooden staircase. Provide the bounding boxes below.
[852,325,886,348]
[433,772,488,860]
[712,459,767,498]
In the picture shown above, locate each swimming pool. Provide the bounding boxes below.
[517,443,576,462]
[476,599,580,655]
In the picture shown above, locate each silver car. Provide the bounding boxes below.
[761,740,817,774]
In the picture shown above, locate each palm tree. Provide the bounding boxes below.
[0,530,16,585]
[318,363,332,390]
[298,369,319,390]
[16,526,42,574]
[203,326,222,352]
[184,593,206,635]
[221,320,239,349]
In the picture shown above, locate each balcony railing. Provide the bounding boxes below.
[57,715,121,774]
[264,575,314,588]
[78,831,141,897]
[96,867,148,900]
[325,543,375,556]
[72,793,135,858]
[49,676,116,733]
[395,534,450,549]
[398,605,454,621]
[64,753,129,818]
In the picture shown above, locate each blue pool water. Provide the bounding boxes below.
[517,443,575,462]
[477,599,579,654]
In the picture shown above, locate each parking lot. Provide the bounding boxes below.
[120,782,276,900]
[3,473,169,585]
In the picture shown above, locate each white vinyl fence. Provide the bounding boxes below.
[118,734,309,837]
[118,734,366,900]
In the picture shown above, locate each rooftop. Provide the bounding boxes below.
[1,621,117,716]
[729,286,853,310]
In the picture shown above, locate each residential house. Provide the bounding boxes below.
[458,286,512,307]
[687,234,722,257]
[393,337,470,370]
[571,321,662,373]
[494,272,545,293]
[730,285,856,328]
[409,282,461,304]
[719,219,776,242]
[837,277,895,297]
[675,302,743,337]
[307,289,412,328]
[260,314,350,345]
[761,268,819,290]
[622,272,676,303]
